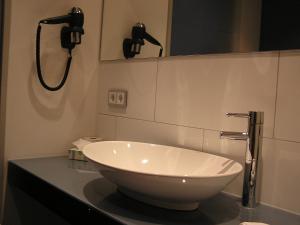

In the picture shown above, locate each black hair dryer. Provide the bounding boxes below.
[36,7,84,91]
[123,23,163,59]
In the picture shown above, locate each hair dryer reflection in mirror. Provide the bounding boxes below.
[123,22,163,59]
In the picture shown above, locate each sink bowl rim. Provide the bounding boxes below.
[82,141,243,179]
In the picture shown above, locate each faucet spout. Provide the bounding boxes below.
[220,111,264,208]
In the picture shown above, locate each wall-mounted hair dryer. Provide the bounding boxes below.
[123,23,163,59]
[36,7,84,91]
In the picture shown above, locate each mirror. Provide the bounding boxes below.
[100,0,300,61]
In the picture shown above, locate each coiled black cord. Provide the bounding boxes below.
[36,24,72,91]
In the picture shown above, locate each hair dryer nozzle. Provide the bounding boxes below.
[40,14,72,24]
[39,7,84,27]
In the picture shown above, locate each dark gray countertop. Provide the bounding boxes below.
[10,157,300,225]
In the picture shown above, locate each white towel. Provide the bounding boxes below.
[72,137,104,151]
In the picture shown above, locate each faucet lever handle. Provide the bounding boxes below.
[226,113,249,118]
[226,111,264,124]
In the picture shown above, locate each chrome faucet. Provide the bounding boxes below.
[220,111,264,208]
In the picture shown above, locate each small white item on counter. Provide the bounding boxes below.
[240,222,269,225]
[72,137,104,151]
[69,137,104,161]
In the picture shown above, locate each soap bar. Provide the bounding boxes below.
[82,137,104,142]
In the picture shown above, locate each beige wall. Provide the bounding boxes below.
[97,51,300,215]
[1,0,102,159]
[0,0,103,217]
[100,0,169,60]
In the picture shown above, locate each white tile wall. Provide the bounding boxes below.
[275,51,300,142]
[116,117,203,151]
[156,53,278,138]
[96,114,203,150]
[99,60,157,121]
[97,51,300,214]
[261,138,300,214]
[96,114,117,140]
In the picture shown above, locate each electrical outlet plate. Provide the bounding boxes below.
[108,90,127,108]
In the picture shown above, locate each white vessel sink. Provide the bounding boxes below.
[83,141,243,210]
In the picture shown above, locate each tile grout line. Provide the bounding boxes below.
[99,113,300,144]
[99,113,211,130]
[272,51,281,139]
[271,137,300,144]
